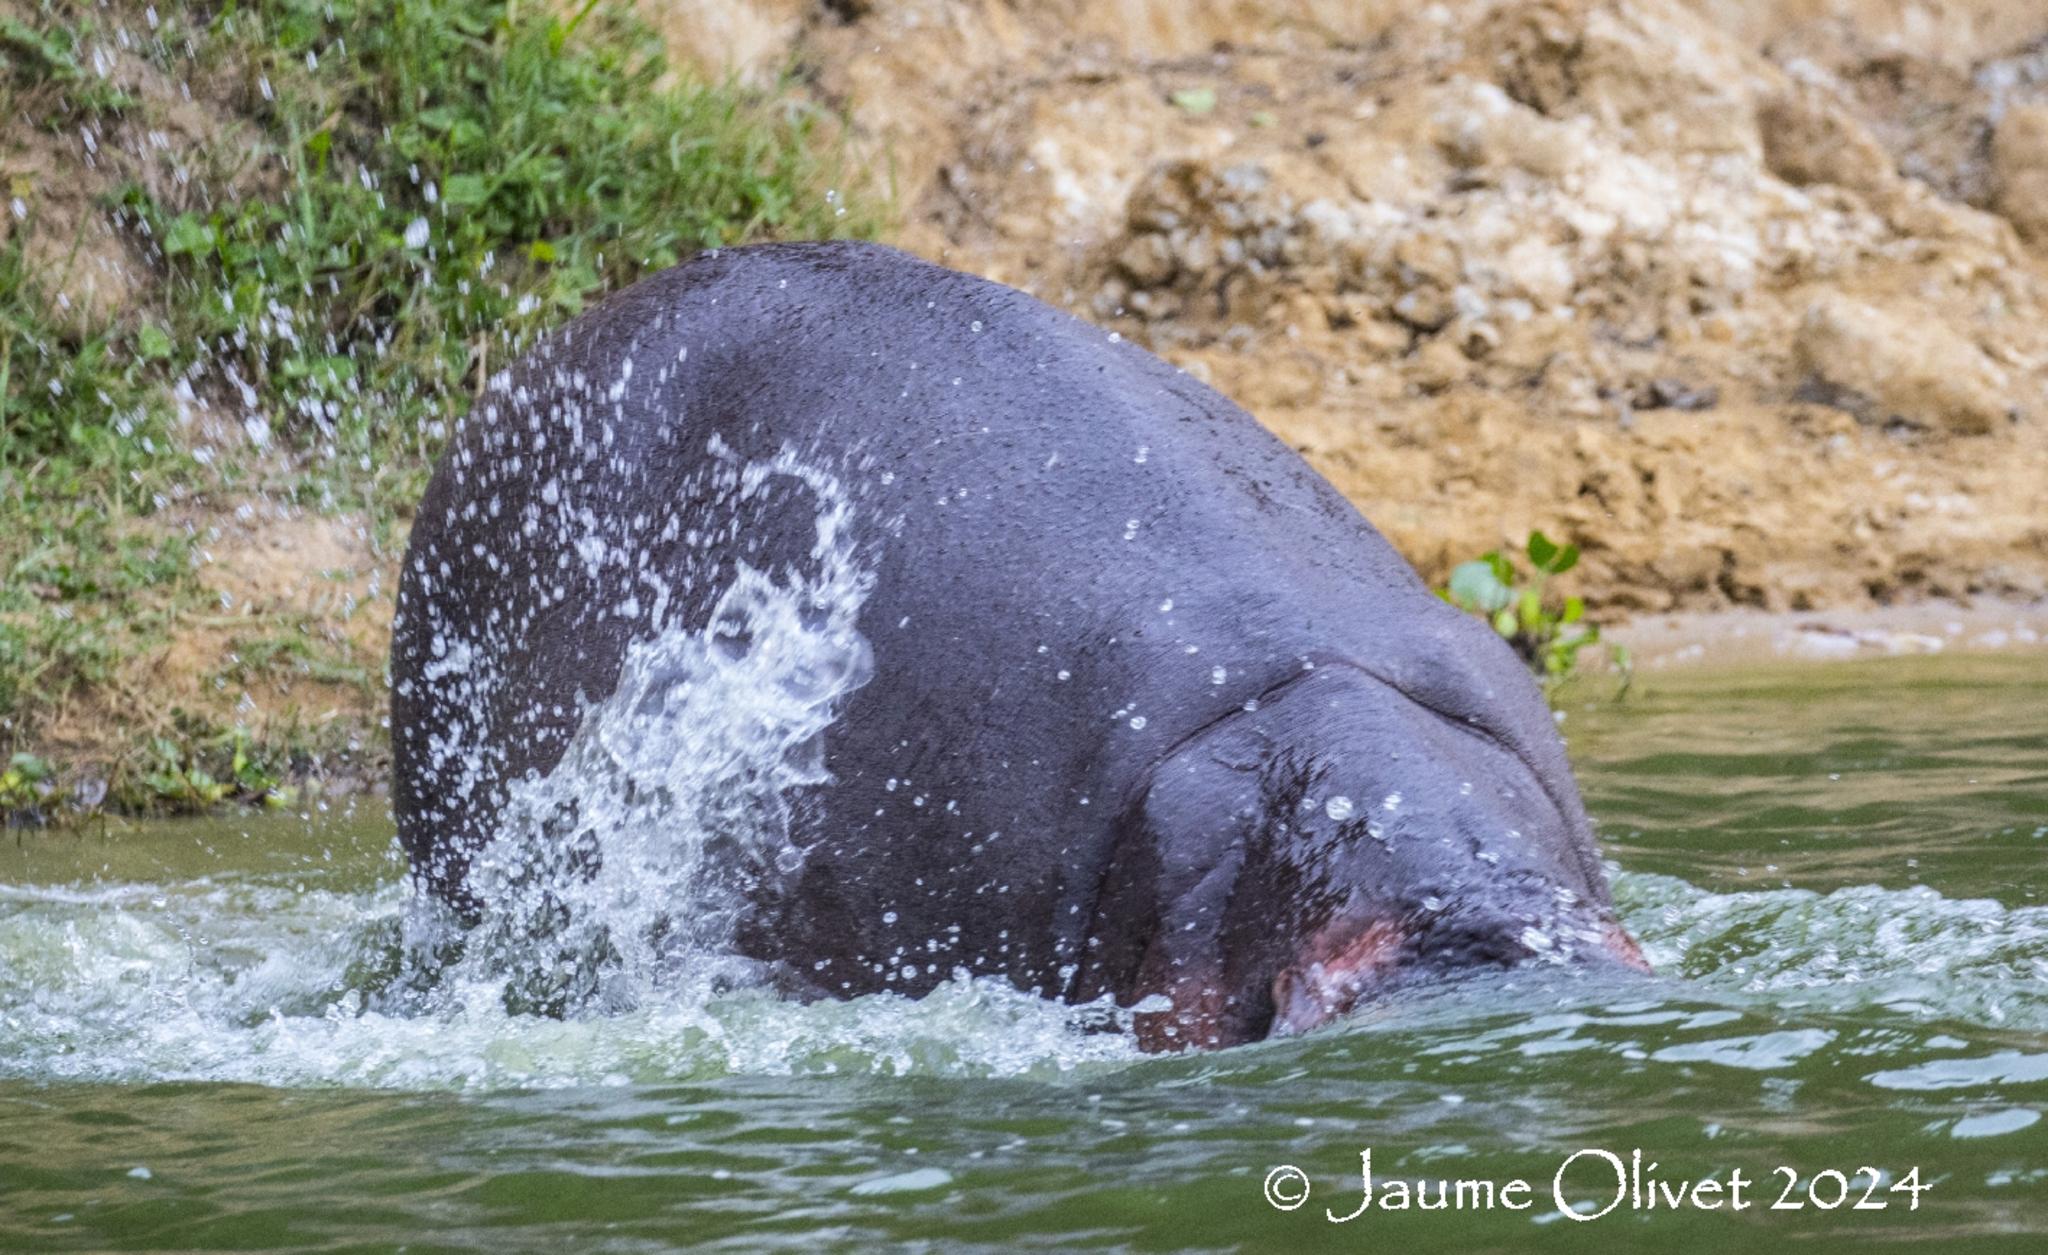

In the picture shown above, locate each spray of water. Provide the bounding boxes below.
[400,446,878,1018]
[7,860,2048,1089]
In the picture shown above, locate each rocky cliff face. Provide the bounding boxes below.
[655,0,2048,612]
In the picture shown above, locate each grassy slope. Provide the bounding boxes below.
[0,0,876,818]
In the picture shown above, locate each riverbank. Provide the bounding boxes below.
[8,0,2048,818]
[8,496,2040,826]
[1614,597,2048,670]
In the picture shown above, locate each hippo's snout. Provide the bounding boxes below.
[1269,919,1407,1038]
[1268,908,1653,1039]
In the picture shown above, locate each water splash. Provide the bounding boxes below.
[0,875,1139,1089]
[4,857,2047,1090]
[1617,869,2048,1031]
[407,447,879,1018]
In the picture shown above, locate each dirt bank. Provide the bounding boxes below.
[665,0,2048,612]
[1614,596,2048,670]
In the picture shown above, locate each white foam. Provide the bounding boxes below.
[0,871,1140,1090]
[410,448,880,1017]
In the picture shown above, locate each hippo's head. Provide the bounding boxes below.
[1079,627,1647,1051]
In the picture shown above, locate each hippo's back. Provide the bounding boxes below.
[391,242,1540,993]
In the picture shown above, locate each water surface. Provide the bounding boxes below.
[2,652,2044,1251]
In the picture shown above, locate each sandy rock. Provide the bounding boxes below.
[633,0,809,87]
[1993,103,2048,245]
[1408,338,1470,393]
[1477,0,1764,157]
[1757,83,1900,204]
[1681,0,2047,70]
[1103,159,1316,324]
[1794,294,2013,435]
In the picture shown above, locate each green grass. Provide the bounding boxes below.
[139,0,872,489]
[0,228,198,760]
[0,0,879,817]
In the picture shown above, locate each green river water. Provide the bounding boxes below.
[2,651,2044,1252]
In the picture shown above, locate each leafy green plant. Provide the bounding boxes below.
[1441,531,1630,690]
[1,201,208,754]
[131,723,297,813]
[0,751,54,815]
[139,736,231,808]
[0,14,83,82]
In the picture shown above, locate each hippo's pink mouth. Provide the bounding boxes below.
[1124,920,1407,1051]
[1269,919,1410,1038]
[1267,914,1653,1040]
[1129,914,1652,1052]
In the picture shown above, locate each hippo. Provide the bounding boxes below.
[391,241,1645,1050]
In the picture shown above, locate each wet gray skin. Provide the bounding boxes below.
[391,240,1645,1050]
[1083,662,1646,1049]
